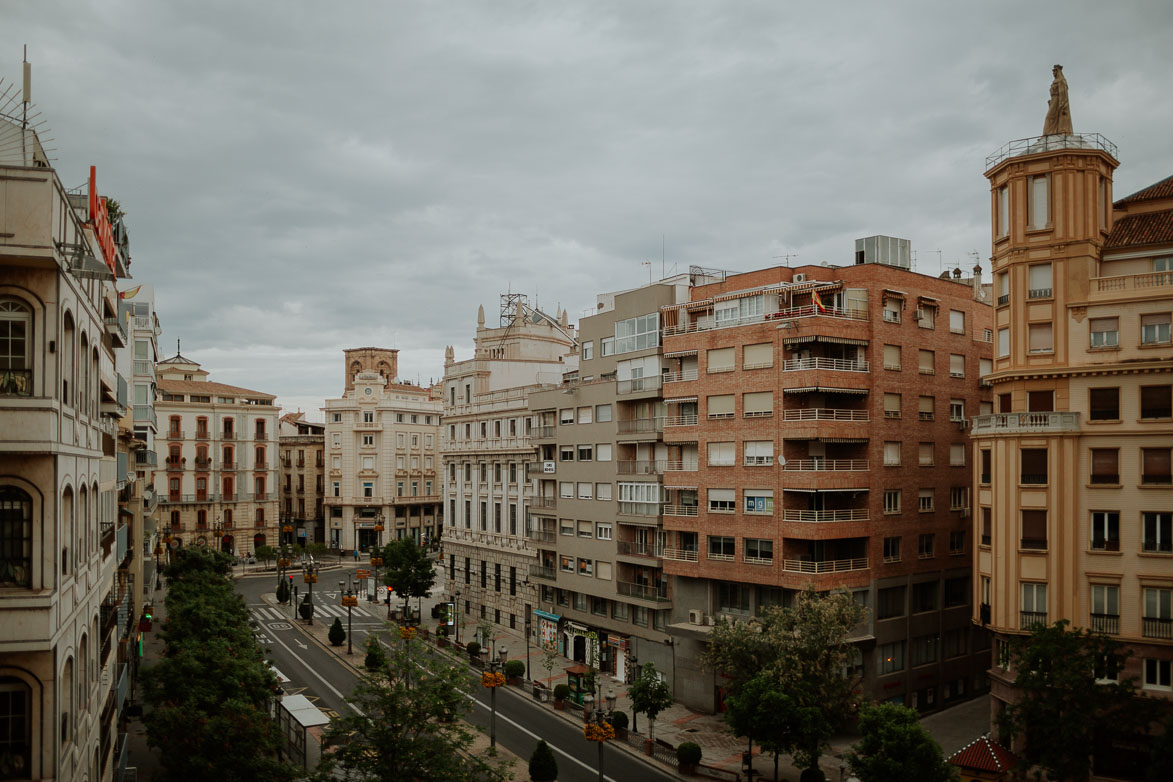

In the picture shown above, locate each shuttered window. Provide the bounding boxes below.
[949,354,965,377]
[919,350,935,373]
[883,344,901,369]
[743,392,773,416]
[707,347,735,372]
[707,442,735,466]
[743,343,773,369]
[707,394,734,417]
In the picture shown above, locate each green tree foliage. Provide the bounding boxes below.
[528,739,558,782]
[254,544,276,567]
[275,577,289,604]
[364,633,387,671]
[314,637,512,782]
[701,587,865,771]
[724,673,828,778]
[999,620,1161,782]
[628,662,673,742]
[846,702,958,782]
[328,617,346,647]
[141,548,293,782]
[381,537,436,616]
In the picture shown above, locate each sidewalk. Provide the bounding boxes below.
[123,579,168,781]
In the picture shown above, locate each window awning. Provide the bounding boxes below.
[783,335,818,346]
[664,396,698,404]
[882,289,908,297]
[781,487,871,493]
[713,284,785,303]
[665,485,698,491]
[818,336,869,346]
[533,609,561,622]
[664,349,698,358]
[819,437,869,444]
[782,386,870,395]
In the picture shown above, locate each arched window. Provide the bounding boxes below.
[61,312,75,406]
[78,635,88,712]
[0,677,32,776]
[0,299,32,396]
[60,657,73,747]
[78,486,88,569]
[79,333,88,416]
[255,508,265,525]
[61,487,73,577]
[91,347,99,420]
[255,446,265,467]
[0,487,33,586]
[222,445,234,468]
[224,509,233,529]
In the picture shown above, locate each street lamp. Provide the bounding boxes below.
[276,545,292,604]
[453,590,462,645]
[480,645,508,748]
[339,578,357,655]
[302,558,318,625]
[583,688,616,782]
[369,542,384,605]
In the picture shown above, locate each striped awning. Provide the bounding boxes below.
[883,288,908,297]
[782,386,869,395]
[818,336,869,346]
[713,284,786,303]
[819,437,869,443]
[663,396,698,404]
[783,335,818,345]
[782,486,871,493]
[664,349,698,358]
[661,301,693,311]
[665,485,698,491]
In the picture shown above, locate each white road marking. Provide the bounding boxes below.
[263,627,364,716]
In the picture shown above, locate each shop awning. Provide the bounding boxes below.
[533,609,561,622]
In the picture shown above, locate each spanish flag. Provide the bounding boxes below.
[812,288,827,313]
[119,285,142,300]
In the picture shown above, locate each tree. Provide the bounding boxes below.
[328,617,346,647]
[364,633,387,671]
[141,548,294,782]
[628,662,673,743]
[381,537,436,618]
[254,544,276,567]
[701,587,865,772]
[999,620,1161,782]
[313,636,512,782]
[724,673,826,782]
[275,577,290,605]
[846,702,957,782]
[528,739,558,782]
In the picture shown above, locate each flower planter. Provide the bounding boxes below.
[554,698,565,711]
[644,739,654,756]
[679,762,697,775]
[437,637,450,649]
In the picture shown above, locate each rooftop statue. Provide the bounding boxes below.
[1043,64,1073,136]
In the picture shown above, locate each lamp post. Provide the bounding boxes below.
[629,646,639,733]
[481,645,507,748]
[369,548,383,605]
[339,578,356,655]
[454,590,461,645]
[583,688,616,782]
[302,558,317,625]
[276,545,292,604]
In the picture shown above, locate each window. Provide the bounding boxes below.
[559,519,574,537]
[980,450,992,483]
[577,483,593,500]
[577,445,593,462]
[743,489,773,514]
[361,434,374,446]
[1090,317,1118,348]
[1143,512,1172,553]
[595,483,612,501]
[918,442,934,466]
[1090,511,1119,551]
[601,337,614,356]
[918,489,934,512]
[708,441,735,467]
[1140,386,1172,419]
[997,185,1009,238]
[918,533,935,558]
[1021,448,1048,484]
[1143,588,1172,638]
[577,407,593,425]
[1028,323,1053,353]
[613,313,659,354]
[883,393,902,419]
[950,443,966,467]
[744,441,773,466]
[919,395,935,421]
[1028,174,1049,229]
[595,444,612,461]
[883,344,901,370]
[883,297,902,323]
[743,538,773,563]
[911,634,938,667]
[979,357,992,379]
[1030,391,1054,412]
[997,327,1010,358]
[559,555,574,573]
[945,577,969,607]
[917,305,936,329]
[1021,583,1048,628]
[560,408,574,425]
[883,442,901,467]
[950,531,965,555]
[1091,584,1120,631]
[708,536,735,560]
[595,404,612,422]
[1028,263,1053,298]
[1090,387,1120,421]
[1021,510,1048,550]
[1142,448,1172,485]
[1144,659,1172,691]
[1141,313,1171,345]
[912,581,937,612]
[707,347,734,373]
[949,354,965,378]
[877,642,905,675]
[577,558,593,576]
[950,486,969,510]
[883,490,900,514]
[707,394,734,418]
[944,628,968,659]
[997,272,1009,305]
[743,343,773,369]
[918,350,935,375]
[595,522,612,540]
[1090,449,1119,484]
[743,391,773,417]
[596,561,612,581]
[582,341,593,360]
[0,487,33,586]
[708,488,735,513]
[882,536,901,562]
[559,482,573,499]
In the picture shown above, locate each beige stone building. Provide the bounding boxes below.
[280,412,325,546]
[440,297,577,646]
[323,348,442,550]
[153,355,281,555]
[976,121,1173,772]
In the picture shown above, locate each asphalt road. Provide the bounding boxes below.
[235,569,678,782]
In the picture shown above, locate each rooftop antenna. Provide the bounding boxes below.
[773,253,799,266]
[641,261,652,285]
[177,338,181,355]
[927,249,943,274]
[662,234,666,280]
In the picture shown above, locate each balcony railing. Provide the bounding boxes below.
[1090,613,1119,635]
[662,414,698,427]
[1143,617,1173,639]
[781,557,868,574]
[616,581,670,602]
[781,407,869,422]
[1094,270,1173,294]
[535,425,555,438]
[781,508,869,523]
[133,405,157,427]
[618,460,664,475]
[530,496,556,509]
[135,450,158,466]
[166,430,184,440]
[782,357,870,373]
[254,431,268,441]
[133,359,154,377]
[529,565,557,581]
[0,368,32,397]
[985,132,1118,168]
[1021,611,1048,629]
[617,502,662,518]
[526,529,556,543]
[617,417,664,434]
[662,504,699,517]
[355,420,382,429]
[663,369,698,383]
[662,460,697,472]
[662,547,698,562]
[971,412,1080,435]
[782,459,869,471]
[222,430,236,440]
[616,376,662,395]
[616,541,663,558]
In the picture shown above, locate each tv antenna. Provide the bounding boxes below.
[773,253,799,266]
[0,48,56,165]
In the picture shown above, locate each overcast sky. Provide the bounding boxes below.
[5,1,1171,419]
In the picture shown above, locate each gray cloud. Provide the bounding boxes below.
[5,1,1172,419]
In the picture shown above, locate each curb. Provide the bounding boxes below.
[260,591,366,677]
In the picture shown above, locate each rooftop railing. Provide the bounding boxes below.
[985,132,1117,169]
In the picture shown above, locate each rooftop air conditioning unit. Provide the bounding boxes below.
[793,273,806,283]
[688,609,704,625]
[705,614,715,626]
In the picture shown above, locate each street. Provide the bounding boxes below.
[235,568,679,782]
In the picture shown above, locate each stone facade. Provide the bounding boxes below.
[279,412,326,545]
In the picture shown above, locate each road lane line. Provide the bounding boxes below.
[265,626,364,716]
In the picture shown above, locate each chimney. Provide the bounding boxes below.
[972,264,983,301]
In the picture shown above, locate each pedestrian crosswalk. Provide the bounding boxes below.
[250,603,379,623]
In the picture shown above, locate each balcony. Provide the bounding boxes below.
[254,431,268,441]
[133,359,154,377]
[1143,617,1173,639]
[663,369,698,383]
[0,368,32,397]
[166,430,185,440]
[971,412,1080,435]
[782,357,870,373]
[221,430,236,440]
[1021,611,1048,629]
[780,557,868,574]
[616,376,662,396]
[530,565,557,581]
[526,529,556,544]
[616,541,662,559]
[530,496,556,510]
[104,316,128,347]
[662,548,698,562]
[781,508,869,523]
[355,420,382,430]
[617,418,664,435]
[616,580,670,602]
[616,502,662,524]
[782,459,869,472]
[1091,270,1173,299]
[165,459,184,472]
[526,462,556,477]
[1089,613,1119,635]
[782,408,869,422]
[985,132,1118,168]
[618,460,664,476]
[662,414,698,427]
[133,405,157,428]
[135,450,158,466]
[662,504,699,517]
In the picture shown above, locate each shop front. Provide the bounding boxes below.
[534,609,561,651]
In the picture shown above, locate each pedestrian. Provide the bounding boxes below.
[353,548,359,562]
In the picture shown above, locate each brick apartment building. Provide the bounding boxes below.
[279,412,326,546]
[657,254,994,713]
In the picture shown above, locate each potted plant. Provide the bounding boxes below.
[676,742,702,775]
[553,683,570,711]
[610,710,629,740]
[436,625,450,648]
[328,617,346,647]
[504,659,526,685]
[528,739,558,781]
[364,634,386,671]
[466,640,481,664]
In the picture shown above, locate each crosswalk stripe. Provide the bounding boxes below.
[352,606,372,617]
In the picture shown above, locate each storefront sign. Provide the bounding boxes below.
[87,166,118,273]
